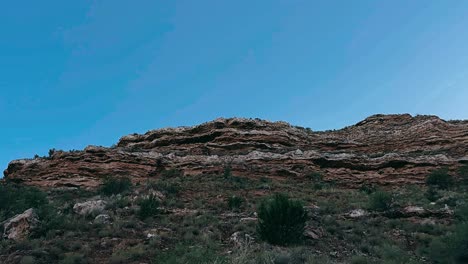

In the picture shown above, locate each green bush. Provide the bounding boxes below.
[425,186,440,202]
[430,223,468,263]
[306,172,322,182]
[375,243,410,263]
[359,183,377,194]
[0,184,48,221]
[99,177,132,196]
[368,191,392,212]
[138,195,160,220]
[459,165,468,185]
[426,168,453,189]
[257,193,308,245]
[228,195,244,210]
[455,204,468,222]
[155,179,181,196]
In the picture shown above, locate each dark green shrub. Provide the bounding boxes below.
[257,193,308,245]
[430,223,468,263]
[359,183,377,194]
[376,243,410,263]
[455,204,468,222]
[0,184,48,221]
[425,186,440,202]
[138,195,160,220]
[426,168,453,189]
[100,177,132,196]
[459,165,468,185]
[306,172,322,182]
[368,191,392,212]
[227,195,244,210]
[48,148,56,158]
[155,179,181,196]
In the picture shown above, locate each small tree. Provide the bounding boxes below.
[368,191,392,212]
[257,193,307,245]
[426,168,453,189]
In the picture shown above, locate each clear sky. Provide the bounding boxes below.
[1,1,468,172]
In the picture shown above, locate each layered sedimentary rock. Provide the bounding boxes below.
[4,114,468,188]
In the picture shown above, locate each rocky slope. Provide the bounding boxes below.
[4,114,468,188]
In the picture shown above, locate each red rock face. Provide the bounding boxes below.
[4,114,468,188]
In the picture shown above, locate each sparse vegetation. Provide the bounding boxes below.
[425,186,440,202]
[426,168,454,189]
[368,190,392,212]
[228,195,244,210]
[2,172,468,263]
[0,184,48,221]
[306,172,325,189]
[430,222,468,263]
[257,193,307,245]
[138,194,160,220]
[459,165,468,185]
[99,176,132,196]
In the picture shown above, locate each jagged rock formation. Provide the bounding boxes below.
[3,114,468,188]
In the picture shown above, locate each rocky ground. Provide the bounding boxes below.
[1,114,468,263]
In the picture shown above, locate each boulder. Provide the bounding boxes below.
[403,206,426,215]
[73,200,107,216]
[347,209,368,218]
[230,231,254,246]
[94,214,111,224]
[304,226,324,240]
[2,208,39,241]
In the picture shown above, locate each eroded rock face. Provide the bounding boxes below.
[2,209,39,241]
[3,114,468,188]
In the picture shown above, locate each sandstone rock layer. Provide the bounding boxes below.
[4,114,468,188]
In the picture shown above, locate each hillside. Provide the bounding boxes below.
[1,114,468,264]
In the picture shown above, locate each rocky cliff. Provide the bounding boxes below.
[4,114,468,188]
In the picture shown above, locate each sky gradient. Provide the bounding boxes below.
[2,1,468,172]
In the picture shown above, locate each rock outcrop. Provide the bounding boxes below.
[73,200,107,216]
[3,114,468,188]
[2,209,39,241]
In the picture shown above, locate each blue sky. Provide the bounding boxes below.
[1,1,468,172]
